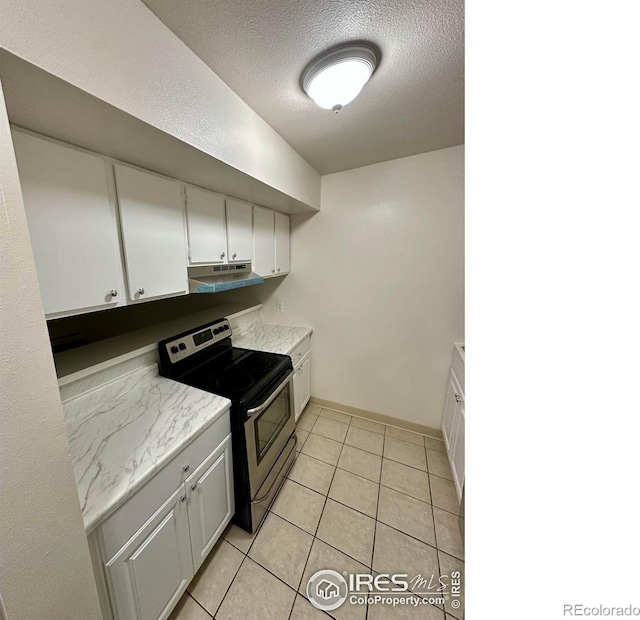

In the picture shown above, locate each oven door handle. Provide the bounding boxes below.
[246,370,294,418]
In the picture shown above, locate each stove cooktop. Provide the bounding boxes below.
[158,318,293,412]
[173,346,292,411]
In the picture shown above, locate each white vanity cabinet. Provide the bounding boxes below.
[114,165,188,302]
[92,415,234,620]
[291,335,312,420]
[11,130,126,318]
[252,206,290,277]
[441,344,465,502]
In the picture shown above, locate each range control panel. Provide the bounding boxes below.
[164,319,231,363]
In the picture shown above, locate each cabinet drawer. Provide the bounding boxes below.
[290,336,311,367]
[101,409,231,560]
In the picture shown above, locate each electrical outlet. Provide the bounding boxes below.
[277,302,284,313]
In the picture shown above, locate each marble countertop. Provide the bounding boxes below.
[63,364,231,532]
[232,317,312,355]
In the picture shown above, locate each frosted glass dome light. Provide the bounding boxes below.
[302,44,378,113]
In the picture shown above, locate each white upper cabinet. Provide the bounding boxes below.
[185,186,227,265]
[114,164,188,302]
[252,206,275,277]
[253,207,290,278]
[225,198,252,262]
[274,212,290,275]
[12,130,126,318]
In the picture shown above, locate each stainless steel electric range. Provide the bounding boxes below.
[158,317,296,533]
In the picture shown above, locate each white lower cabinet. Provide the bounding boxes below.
[293,352,311,421]
[291,335,312,420]
[186,437,234,572]
[451,402,465,497]
[105,486,193,620]
[93,424,234,620]
[441,361,465,502]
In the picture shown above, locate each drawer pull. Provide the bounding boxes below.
[183,465,190,472]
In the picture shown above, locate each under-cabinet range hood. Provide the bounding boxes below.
[188,263,264,293]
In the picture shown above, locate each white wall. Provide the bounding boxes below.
[0,83,101,619]
[262,146,464,429]
[0,0,320,209]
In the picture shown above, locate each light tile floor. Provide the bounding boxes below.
[170,404,464,620]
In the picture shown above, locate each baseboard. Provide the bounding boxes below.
[309,397,443,441]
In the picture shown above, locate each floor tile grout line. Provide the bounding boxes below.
[220,515,333,619]
[286,437,346,619]
[206,552,248,619]
[298,433,458,514]
[234,555,301,618]
[367,423,386,620]
[186,591,213,618]
[203,408,454,619]
[216,407,457,617]
[249,459,460,614]
[295,426,461,550]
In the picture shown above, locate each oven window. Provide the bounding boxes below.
[254,383,291,464]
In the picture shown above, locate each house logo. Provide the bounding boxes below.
[306,570,348,611]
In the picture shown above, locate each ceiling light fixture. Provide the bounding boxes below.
[302,43,379,114]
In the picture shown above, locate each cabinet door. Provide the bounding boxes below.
[186,435,234,572]
[12,130,125,317]
[225,199,252,262]
[274,212,290,275]
[185,186,227,265]
[253,206,275,277]
[114,164,188,301]
[441,372,460,452]
[105,486,193,620]
[451,401,465,501]
[293,353,311,420]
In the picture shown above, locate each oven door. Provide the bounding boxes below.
[244,370,295,498]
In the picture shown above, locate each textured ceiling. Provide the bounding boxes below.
[142,0,464,175]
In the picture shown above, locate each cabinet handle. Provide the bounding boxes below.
[455,394,461,403]
[272,269,275,273]
[220,252,225,259]
[138,288,145,295]
[110,289,118,297]
[180,495,186,502]
[232,253,237,259]
[277,267,281,272]
[191,483,198,491]
[183,464,190,472]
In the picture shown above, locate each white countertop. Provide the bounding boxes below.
[63,364,231,532]
[232,317,312,355]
